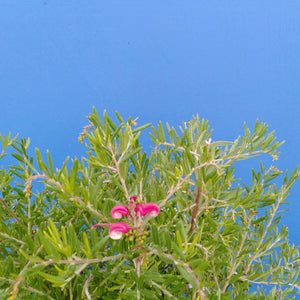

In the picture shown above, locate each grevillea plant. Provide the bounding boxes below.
[0,108,299,299]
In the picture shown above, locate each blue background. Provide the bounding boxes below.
[0,2,299,245]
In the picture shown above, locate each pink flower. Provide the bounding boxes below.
[91,222,130,240]
[111,205,129,219]
[134,203,160,217]
[134,203,144,216]
[141,203,159,217]
[91,199,159,241]
[108,223,130,240]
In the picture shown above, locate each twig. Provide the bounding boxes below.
[154,142,271,166]
[220,150,270,165]
[69,281,73,300]
[221,214,254,293]
[72,197,106,221]
[136,256,141,300]
[28,174,107,222]
[239,277,300,290]
[32,254,124,269]
[211,261,220,290]
[99,258,127,287]
[27,194,31,236]
[82,274,93,300]
[154,142,202,158]
[26,174,63,190]
[0,232,25,245]
[75,263,89,276]
[186,243,209,256]
[8,245,44,300]
[150,249,206,299]
[0,196,27,230]
[65,208,81,227]
[158,162,216,209]
[188,187,201,234]
[151,280,175,298]
[243,192,284,276]
[0,276,55,300]
[107,142,130,201]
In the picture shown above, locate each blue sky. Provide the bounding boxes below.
[0,1,299,244]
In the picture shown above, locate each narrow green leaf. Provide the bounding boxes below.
[137,274,145,290]
[82,232,92,259]
[92,235,110,254]
[48,219,61,243]
[176,230,183,251]
[120,147,142,163]
[164,231,172,252]
[176,264,198,289]
[115,111,125,123]
[35,148,49,175]
[69,159,79,191]
[47,149,54,176]
[152,225,160,246]
[39,272,67,287]
[106,115,117,131]
[172,242,186,261]
[132,123,151,134]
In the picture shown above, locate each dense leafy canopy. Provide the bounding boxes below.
[0,109,299,299]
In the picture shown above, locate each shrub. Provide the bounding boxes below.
[0,108,299,299]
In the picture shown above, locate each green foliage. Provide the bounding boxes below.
[0,108,299,299]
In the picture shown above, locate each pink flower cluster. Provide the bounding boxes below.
[91,196,159,240]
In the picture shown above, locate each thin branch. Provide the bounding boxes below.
[27,174,63,190]
[188,187,201,234]
[99,258,127,287]
[136,256,141,300]
[65,208,81,227]
[28,174,107,222]
[186,243,209,256]
[154,142,271,166]
[74,263,89,276]
[0,276,55,300]
[211,261,220,290]
[27,194,31,236]
[69,281,73,300]
[158,161,216,209]
[243,192,284,276]
[32,254,124,269]
[82,274,93,300]
[0,232,25,245]
[0,196,27,230]
[222,150,270,165]
[107,142,130,201]
[150,249,206,299]
[72,197,106,221]
[139,178,143,203]
[239,277,300,290]
[0,276,14,283]
[222,213,254,293]
[154,142,202,158]
[151,280,175,298]
[8,245,44,299]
